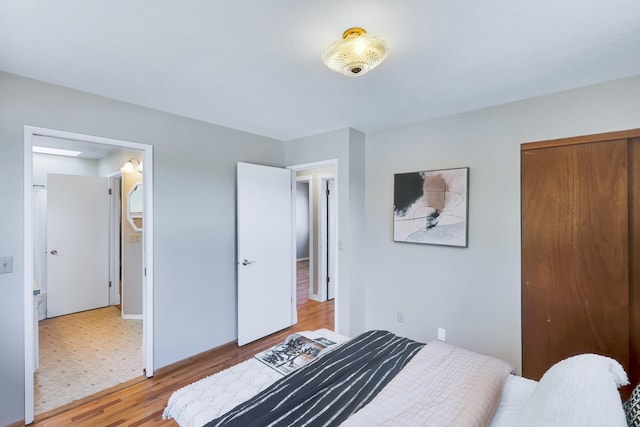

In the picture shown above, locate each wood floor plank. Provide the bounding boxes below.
[31,261,333,426]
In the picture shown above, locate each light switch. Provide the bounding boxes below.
[0,256,13,274]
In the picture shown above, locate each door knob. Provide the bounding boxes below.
[50,249,58,255]
[241,259,255,266]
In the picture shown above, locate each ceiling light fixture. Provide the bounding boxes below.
[322,27,389,76]
[121,158,143,173]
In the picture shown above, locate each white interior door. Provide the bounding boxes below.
[47,173,109,317]
[237,162,293,346]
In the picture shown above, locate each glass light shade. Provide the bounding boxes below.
[121,161,134,173]
[121,158,142,173]
[322,27,389,76]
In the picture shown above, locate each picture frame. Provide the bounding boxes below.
[393,167,469,247]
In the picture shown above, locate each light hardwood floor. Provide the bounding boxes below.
[30,260,333,426]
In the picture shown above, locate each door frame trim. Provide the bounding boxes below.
[295,175,315,301]
[107,174,122,307]
[318,175,336,301]
[23,126,155,424]
[287,159,339,330]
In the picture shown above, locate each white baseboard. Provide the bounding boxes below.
[297,257,309,262]
[309,293,326,302]
[122,313,143,320]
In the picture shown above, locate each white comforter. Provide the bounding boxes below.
[164,338,517,427]
[164,329,349,426]
[164,334,631,427]
[163,358,282,427]
[341,340,514,427]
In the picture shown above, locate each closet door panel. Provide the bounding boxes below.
[630,138,640,388]
[522,139,629,380]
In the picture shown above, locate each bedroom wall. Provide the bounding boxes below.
[0,72,283,425]
[363,74,640,373]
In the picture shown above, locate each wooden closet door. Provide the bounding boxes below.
[630,138,640,388]
[522,139,629,380]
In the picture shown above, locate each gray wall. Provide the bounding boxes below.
[363,75,640,372]
[0,72,283,425]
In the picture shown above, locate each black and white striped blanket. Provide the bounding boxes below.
[204,330,425,427]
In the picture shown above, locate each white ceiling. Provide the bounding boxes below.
[2,0,639,141]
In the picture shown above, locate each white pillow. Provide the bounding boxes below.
[516,354,628,427]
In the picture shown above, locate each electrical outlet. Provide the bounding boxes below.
[0,256,13,274]
[437,327,446,341]
[397,312,404,323]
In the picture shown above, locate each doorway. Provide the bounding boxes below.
[236,161,338,344]
[289,160,338,327]
[23,126,155,424]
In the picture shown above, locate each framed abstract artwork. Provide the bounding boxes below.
[393,167,469,247]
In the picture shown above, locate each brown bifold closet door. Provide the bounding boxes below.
[521,138,630,381]
[630,137,640,390]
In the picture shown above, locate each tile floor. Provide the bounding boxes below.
[35,306,142,414]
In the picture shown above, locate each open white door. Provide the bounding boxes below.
[237,162,293,346]
[47,173,109,317]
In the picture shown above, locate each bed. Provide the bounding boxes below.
[163,330,631,427]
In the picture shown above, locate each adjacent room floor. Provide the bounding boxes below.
[35,306,142,415]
